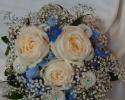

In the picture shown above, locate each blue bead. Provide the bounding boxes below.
[26,66,40,79]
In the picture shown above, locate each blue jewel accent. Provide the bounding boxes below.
[47,16,59,27]
[26,66,40,79]
[65,88,76,100]
[47,25,62,42]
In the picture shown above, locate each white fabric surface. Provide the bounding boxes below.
[0,0,125,100]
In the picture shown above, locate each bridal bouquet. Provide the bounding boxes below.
[1,4,125,100]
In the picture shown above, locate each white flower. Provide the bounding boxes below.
[51,24,94,62]
[15,26,49,68]
[81,71,96,89]
[13,57,27,74]
[41,59,74,90]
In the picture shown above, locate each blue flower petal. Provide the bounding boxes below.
[92,30,100,39]
[47,25,62,42]
[91,30,110,58]
[65,88,77,100]
[95,48,110,58]
[91,30,103,48]
[47,51,56,60]
[37,51,56,69]
[26,66,40,79]
[96,43,103,48]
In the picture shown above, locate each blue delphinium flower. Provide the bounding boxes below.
[47,25,62,42]
[91,30,101,47]
[95,48,110,58]
[92,30,100,39]
[91,30,110,58]
[25,51,56,79]
[65,88,77,100]
[37,51,56,69]
[26,66,40,80]
[47,16,62,42]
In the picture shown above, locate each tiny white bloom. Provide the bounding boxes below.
[15,26,49,68]
[81,71,96,89]
[13,57,27,74]
[41,59,74,90]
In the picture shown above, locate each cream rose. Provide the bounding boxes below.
[41,59,74,90]
[15,26,49,68]
[51,24,94,62]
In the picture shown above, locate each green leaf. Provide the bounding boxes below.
[24,17,30,26]
[109,72,118,81]
[7,75,21,88]
[4,67,14,76]
[5,46,10,56]
[71,16,83,26]
[1,36,10,44]
[3,90,24,99]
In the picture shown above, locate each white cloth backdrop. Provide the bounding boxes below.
[0,0,125,100]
